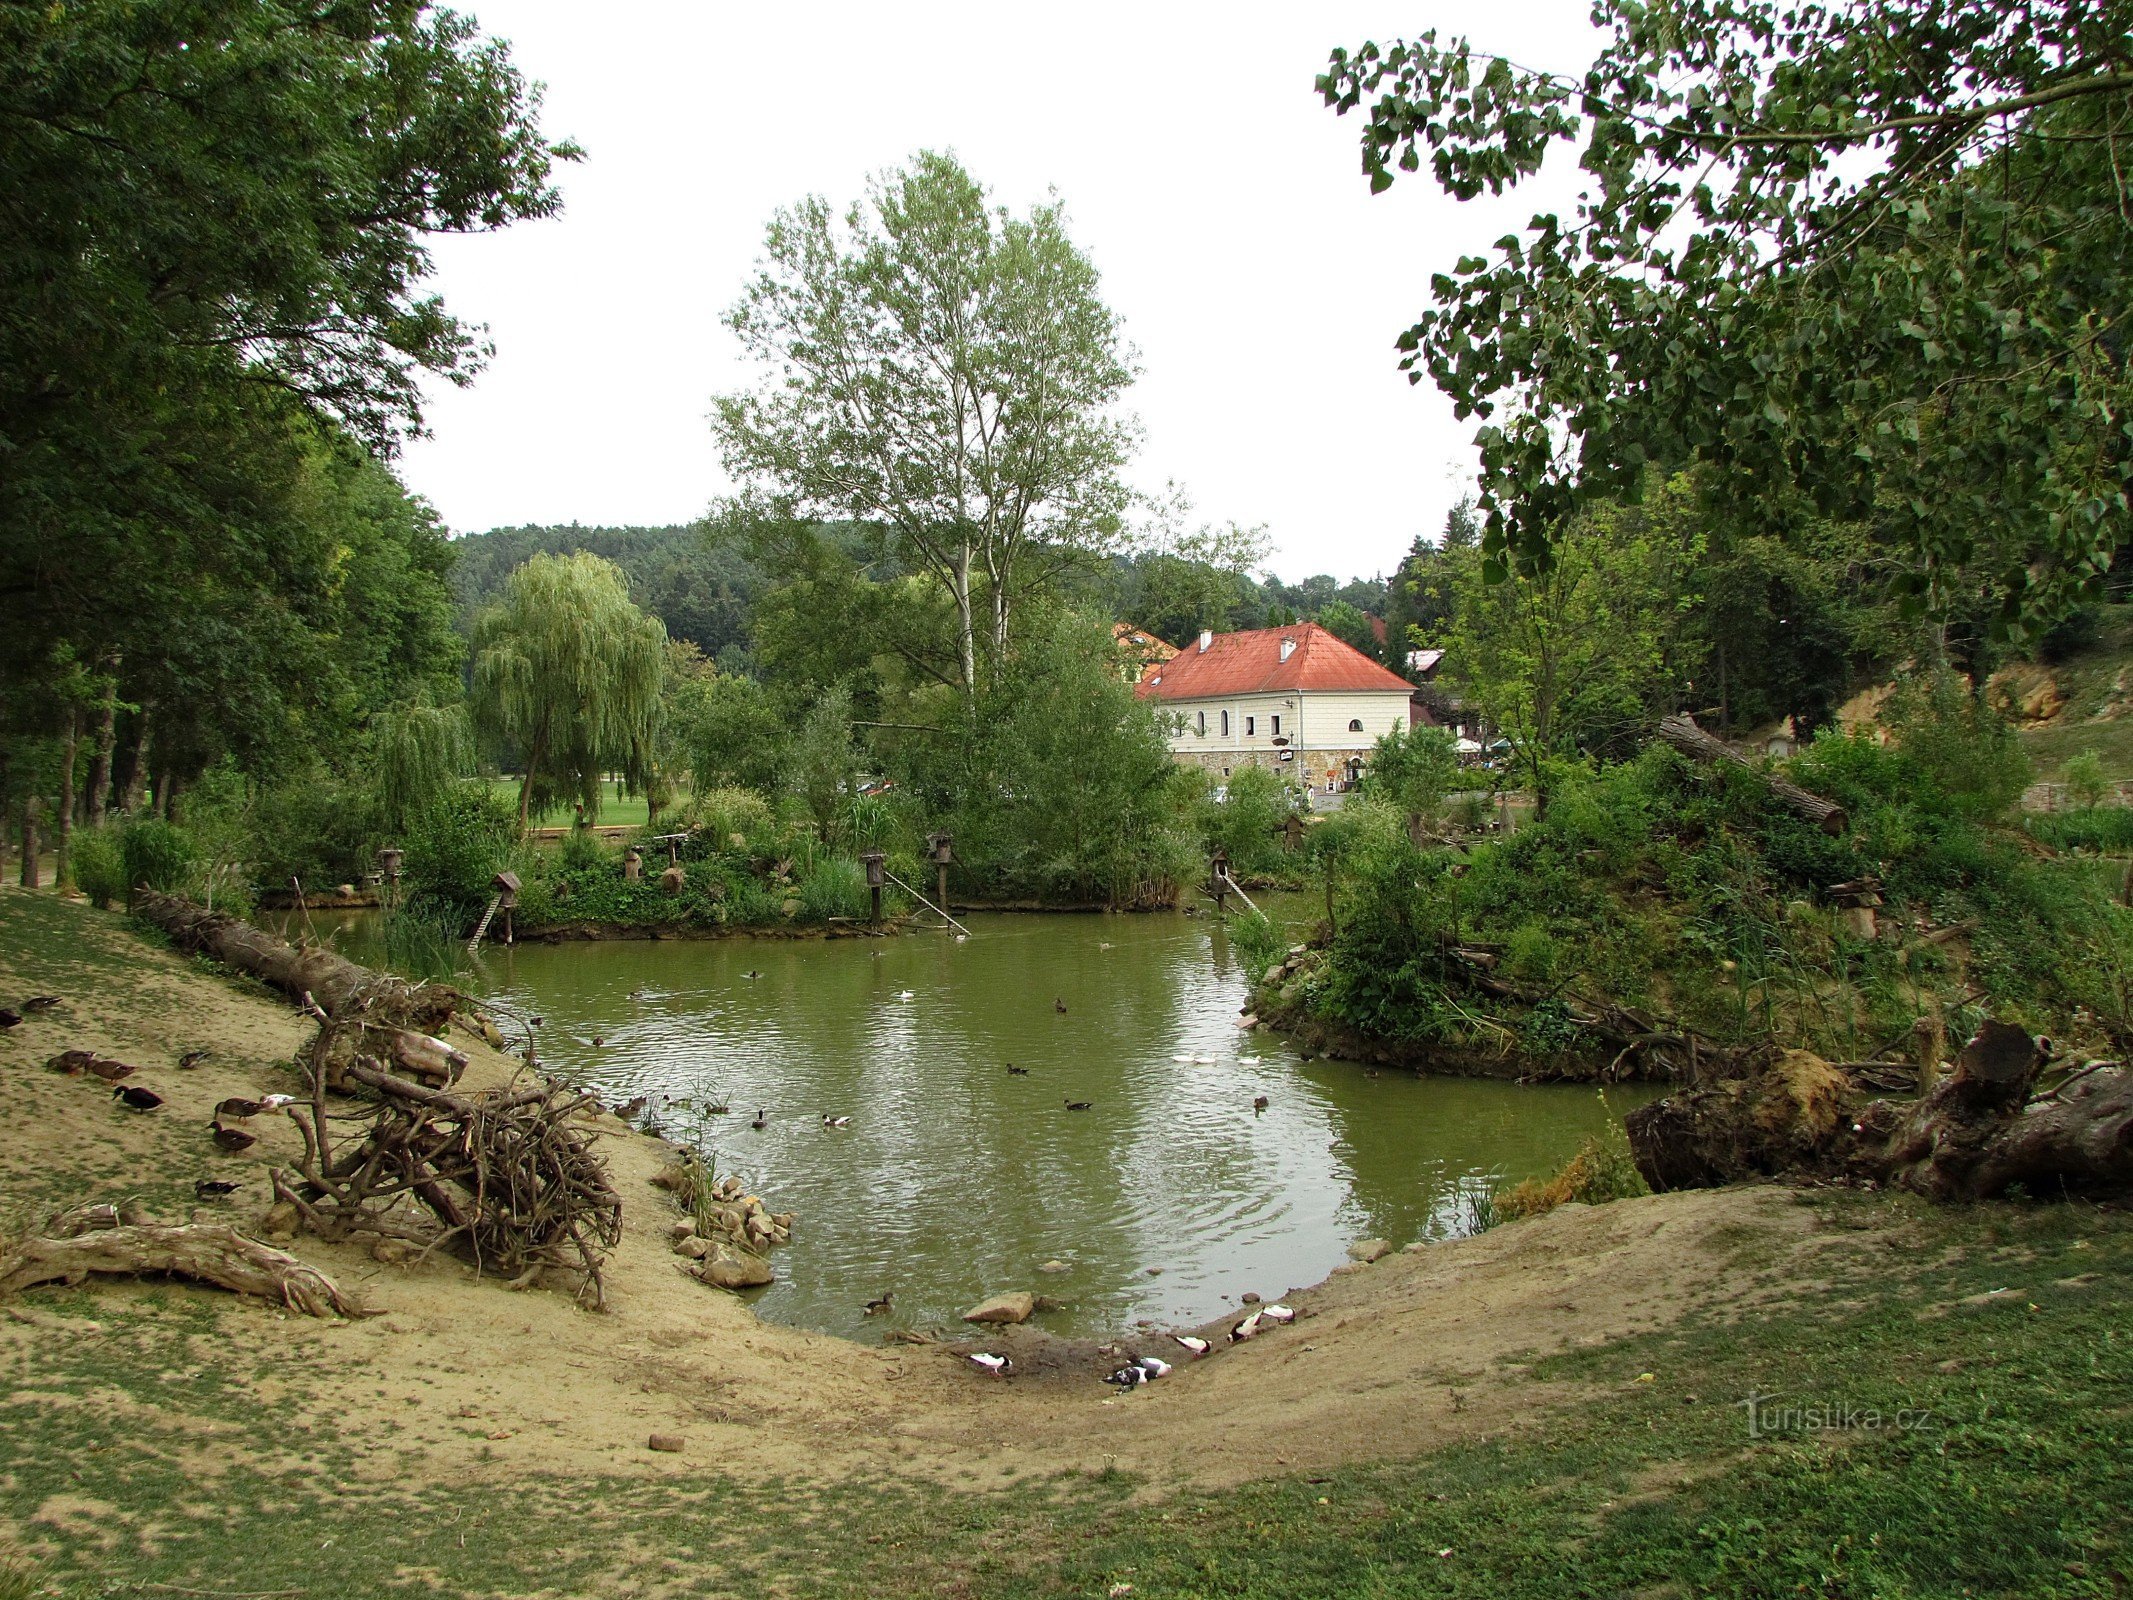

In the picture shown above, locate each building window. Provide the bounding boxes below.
[1195,710,1206,736]
[1271,714,1282,736]
[1221,767,1231,777]
[1221,710,1230,737]
[1348,718,1364,732]
[1244,715,1255,736]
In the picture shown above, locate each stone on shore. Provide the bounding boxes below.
[1347,1238,1392,1264]
[693,1242,774,1290]
[962,1291,1035,1325]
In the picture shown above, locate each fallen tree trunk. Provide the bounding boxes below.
[1657,714,1848,835]
[1626,1023,2133,1201]
[0,1204,365,1317]
[132,889,459,1034]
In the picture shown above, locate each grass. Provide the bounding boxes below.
[3,1191,2127,1597]
[481,777,672,831]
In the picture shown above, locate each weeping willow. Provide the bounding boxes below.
[372,703,474,833]
[470,552,667,829]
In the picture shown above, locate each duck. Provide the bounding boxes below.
[215,1097,264,1120]
[1260,1304,1297,1324]
[591,1036,606,1049]
[112,1085,164,1112]
[1006,1064,1029,1076]
[193,1178,242,1200]
[822,1114,852,1129]
[967,1353,1012,1376]
[21,996,60,1013]
[1135,1356,1172,1379]
[894,990,915,1001]
[257,1093,298,1110]
[1054,998,1067,1014]
[1103,1364,1149,1390]
[0,1008,19,1030]
[862,1292,894,1317]
[616,1096,649,1119]
[177,1049,210,1070]
[46,1050,98,1075]
[705,1100,731,1116]
[750,1109,769,1131]
[742,970,762,981]
[85,1057,138,1082]
[1228,1310,1264,1343]
[211,1124,258,1153]
[628,987,651,1001]
[1252,1095,1270,1114]
[1172,1334,1211,1357]
[1063,1098,1094,1112]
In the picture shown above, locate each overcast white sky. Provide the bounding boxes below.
[398,0,1597,583]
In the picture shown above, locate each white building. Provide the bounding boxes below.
[1135,623,1416,789]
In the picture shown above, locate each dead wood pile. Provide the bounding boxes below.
[0,1201,365,1318]
[1627,1020,2133,1201]
[1657,713,1849,834]
[274,999,623,1306]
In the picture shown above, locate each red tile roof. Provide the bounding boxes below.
[1135,623,1413,700]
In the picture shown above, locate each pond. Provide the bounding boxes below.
[282,899,1655,1341]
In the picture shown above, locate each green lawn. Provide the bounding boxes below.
[3,1189,2126,1597]
[481,776,678,831]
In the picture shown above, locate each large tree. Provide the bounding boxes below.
[470,554,667,828]
[713,151,1139,695]
[1321,0,2133,629]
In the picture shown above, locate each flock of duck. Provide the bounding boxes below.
[968,1302,1300,1385]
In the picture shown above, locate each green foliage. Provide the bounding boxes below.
[684,676,791,797]
[373,704,473,836]
[797,857,871,922]
[1196,766,1298,881]
[683,787,778,849]
[69,828,125,910]
[1356,723,1460,822]
[402,783,522,925]
[471,552,668,827]
[2064,749,2111,811]
[379,896,466,985]
[787,684,860,835]
[714,151,1137,693]
[1322,0,2131,630]
[1230,910,1290,983]
[118,819,196,897]
[244,773,385,891]
[1882,676,2033,821]
[2027,806,2133,855]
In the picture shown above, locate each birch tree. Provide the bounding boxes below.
[712,151,1138,696]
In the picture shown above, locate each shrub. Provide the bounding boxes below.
[2027,806,2133,854]
[2064,749,2111,810]
[247,773,385,890]
[1494,1105,1649,1220]
[797,856,870,921]
[120,817,196,895]
[682,786,777,852]
[71,827,125,908]
[557,827,611,875]
[1231,909,1289,982]
[403,782,521,922]
[380,895,466,982]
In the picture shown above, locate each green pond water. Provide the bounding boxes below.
[284,899,1656,1342]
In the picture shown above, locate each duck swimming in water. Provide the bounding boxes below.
[822,1114,852,1129]
[750,1109,768,1130]
[863,1292,894,1316]
[1006,1063,1029,1076]
[1063,1098,1093,1112]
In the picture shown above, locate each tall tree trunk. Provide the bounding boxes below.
[85,652,119,827]
[952,546,976,695]
[517,729,546,831]
[121,703,152,814]
[55,707,78,890]
[17,797,39,888]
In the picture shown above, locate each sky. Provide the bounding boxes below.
[398,0,1599,584]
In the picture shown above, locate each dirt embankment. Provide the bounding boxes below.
[0,888,1830,1494]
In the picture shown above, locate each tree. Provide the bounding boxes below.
[1322,1,2133,629]
[1355,724,1460,839]
[470,554,667,828]
[1435,489,1700,799]
[713,152,1139,695]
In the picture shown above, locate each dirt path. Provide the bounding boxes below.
[0,889,1826,1495]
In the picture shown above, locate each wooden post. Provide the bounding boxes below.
[861,851,886,926]
[928,832,953,917]
[1211,844,1230,914]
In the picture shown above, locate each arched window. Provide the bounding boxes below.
[1195,711,1207,736]
[1348,718,1364,733]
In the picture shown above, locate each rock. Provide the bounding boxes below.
[477,1017,507,1050]
[258,1200,299,1241]
[1237,1014,1258,1030]
[659,865,686,895]
[674,1236,711,1260]
[1037,1259,1070,1274]
[650,1164,692,1193]
[370,1238,414,1264]
[694,1242,774,1290]
[669,1220,697,1242]
[1031,1295,1063,1313]
[1347,1238,1392,1264]
[961,1291,1035,1325]
[1288,944,1307,957]
[1240,1291,1261,1304]
[780,898,802,918]
[647,1433,685,1453]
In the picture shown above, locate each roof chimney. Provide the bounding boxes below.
[1279,636,1296,663]
[1198,630,1212,653]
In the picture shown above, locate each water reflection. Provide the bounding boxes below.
[279,900,1655,1339]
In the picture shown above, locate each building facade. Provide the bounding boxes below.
[1135,623,1415,791]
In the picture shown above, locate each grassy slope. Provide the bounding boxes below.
[2,896,2129,1597]
[2012,607,2133,783]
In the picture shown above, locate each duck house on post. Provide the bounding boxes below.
[623,847,643,883]
[1210,844,1232,913]
[859,850,887,926]
[492,869,521,947]
[926,831,953,918]
[376,846,404,909]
